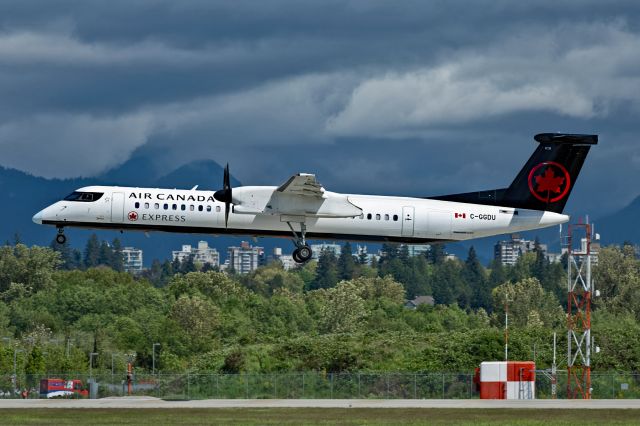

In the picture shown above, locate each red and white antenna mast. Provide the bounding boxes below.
[566,219,593,399]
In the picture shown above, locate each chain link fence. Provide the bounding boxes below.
[1,371,640,399]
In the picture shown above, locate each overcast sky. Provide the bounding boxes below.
[0,1,638,216]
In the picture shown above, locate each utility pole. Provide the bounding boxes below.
[504,296,511,362]
[13,349,23,392]
[551,332,557,399]
[152,343,161,375]
[505,301,508,361]
[89,352,98,380]
[111,353,120,384]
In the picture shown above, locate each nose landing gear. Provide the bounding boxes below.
[55,227,66,245]
[287,222,313,264]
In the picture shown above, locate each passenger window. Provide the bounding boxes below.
[393,214,398,221]
[385,214,390,221]
[216,206,221,213]
[360,214,364,219]
[367,213,372,220]
[181,204,186,211]
[190,205,194,211]
[144,202,150,209]
[172,204,177,210]
[207,206,212,212]
[198,205,203,212]
[155,203,159,209]
[164,204,168,210]
[376,214,381,220]
[135,202,140,208]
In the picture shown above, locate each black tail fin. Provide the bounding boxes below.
[431,133,598,213]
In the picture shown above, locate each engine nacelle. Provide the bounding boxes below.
[231,186,361,218]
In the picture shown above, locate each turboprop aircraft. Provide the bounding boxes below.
[33,133,597,263]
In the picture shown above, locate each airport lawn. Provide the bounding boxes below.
[0,408,639,425]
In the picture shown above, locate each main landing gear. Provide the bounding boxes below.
[287,222,313,264]
[55,227,66,245]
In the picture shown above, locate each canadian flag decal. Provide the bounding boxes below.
[454,213,466,219]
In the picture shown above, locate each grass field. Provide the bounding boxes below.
[0,408,639,425]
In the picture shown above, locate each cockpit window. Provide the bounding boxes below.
[64,192,104,202]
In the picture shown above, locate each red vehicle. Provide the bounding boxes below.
[39,378,88,398]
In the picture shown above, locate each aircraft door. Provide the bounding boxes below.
[111,192,125,223]
[401,206,415,237]
[426,211,452,239]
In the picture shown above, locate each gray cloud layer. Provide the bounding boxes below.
[0,1,638,214]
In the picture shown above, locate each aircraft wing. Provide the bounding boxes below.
[232,173,361,218]
[277,173,325,198]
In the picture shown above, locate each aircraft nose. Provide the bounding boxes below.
[32,210,44,224]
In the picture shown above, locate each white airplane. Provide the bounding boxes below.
[33,133,597,263]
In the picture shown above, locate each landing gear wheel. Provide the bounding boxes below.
[292,249,303,264]
[56,234,66,244]
[297,245,312,262]
[287,221,312,264]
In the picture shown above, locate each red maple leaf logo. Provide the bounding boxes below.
[535,168,565,194]
[527,161,571,203]
[128,211,138,221]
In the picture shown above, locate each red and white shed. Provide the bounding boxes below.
[476,361,535,399]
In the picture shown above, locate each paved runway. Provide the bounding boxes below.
[1,397,640,409]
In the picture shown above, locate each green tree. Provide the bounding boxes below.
[0,244,61,295]
[161,260,174,284]
[432,259,467,307]
[83,234,100,268]
[98,241,113,267]
[380,243,398,262]
[310,248,339,290]
[337,242,356,280]
[594,245,640,320]
[180,254,197,274]
[427,244,446,264]
[171,257,182,275]
[50,238,80,270]
[316,281,367,334]
[242,263,304,296]
[25,345,45,387]
[170,295,220,350]
[144,259,164,287]
[111,239,125,272]
[464,247,491,311]
[492,277,563,328]
[488,260,507,288]
[293,261,316,290]
[351,275,405,304]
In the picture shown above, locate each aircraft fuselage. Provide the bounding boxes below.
[33,185,568,244]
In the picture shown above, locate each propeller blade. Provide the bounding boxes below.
[224,163,230,190]
[214,163,233,228]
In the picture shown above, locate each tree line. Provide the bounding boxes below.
[0,238,639,383]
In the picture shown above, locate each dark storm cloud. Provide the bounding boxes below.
[0,1,639,214]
